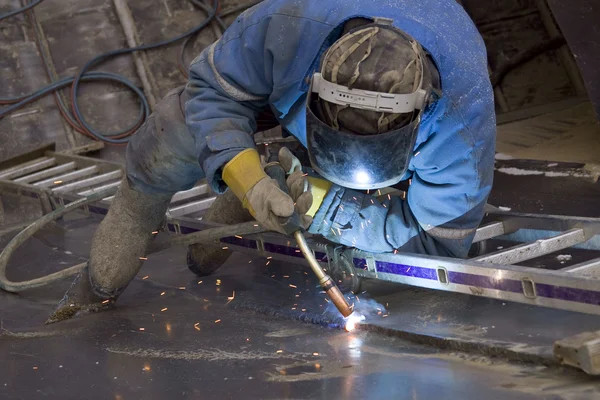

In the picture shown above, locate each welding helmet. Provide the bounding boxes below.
[306,18,431,190]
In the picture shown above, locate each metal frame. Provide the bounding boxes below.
[2,149,600,316]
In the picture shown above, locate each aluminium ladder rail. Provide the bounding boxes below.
[1,149,600,316]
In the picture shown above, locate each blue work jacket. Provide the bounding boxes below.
[185,0,496,257]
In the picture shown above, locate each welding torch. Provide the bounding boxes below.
[263,162,353,318]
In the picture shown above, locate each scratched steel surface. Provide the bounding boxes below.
[1,212,600,400]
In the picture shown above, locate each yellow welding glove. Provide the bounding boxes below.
[222,148,298,234]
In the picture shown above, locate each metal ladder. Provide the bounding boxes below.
[1,147,600,317]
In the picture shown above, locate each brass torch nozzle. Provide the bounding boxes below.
[294,231,353,318]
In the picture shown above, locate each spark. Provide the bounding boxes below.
[179,286,186,290]
[301,309,306,312]
[33,366,39,370]
[142,275,149,279]
[291,307,296,310]
[304,272,308,275]
[161,308,168,312]
[267,256,273,259]
[295,249,301,253]
[356,296,360,303]
[143,365,151,372]
[160,292,166,296]
[151,231,159,235]
[216,279,221,286]
[283,275,289,278]
[248,260,252,263]
[289,284,297,288]
[388,194,391,200]
[139,328,145,331]
[139,257,148,261]
[222,246,229,250]
[253,224,259,227]
[53,180,63,184]
[324,298,330,303]
[313,352,319,356]
[383,204,387,208]
[353,197,357,200]
[393,249,398,254]
[414,151,421,157]
[194,323,200,331]
[271,275,275,278]
[235,235,243,239]
[198,281,203,284]
[295,295,300,298]
[266,261,270,266]
[102,300,110,304]
[276,350,283,353]
[382,314,389,318]
[370,199,374,204]
[214,319,221,324]
[226,291,235,304]
[246,338,250,341]
[377,189,381,196]
[302,173,308,176]
[367,189,370,194]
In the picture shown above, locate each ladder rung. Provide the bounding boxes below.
[473,221,505,243]
[52,170,122,193]
[77,181,122,196]
[473,228,587,265]
[561,257,600,277]
[34,166,99,188]
[170,183,210,203]
[0,157,56,180]
[168,197,216,217]
[13,162,77,184]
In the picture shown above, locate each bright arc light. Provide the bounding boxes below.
[353,170,371,185]
[344,313,366,332]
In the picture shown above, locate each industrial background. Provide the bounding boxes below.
[1,0,600,398]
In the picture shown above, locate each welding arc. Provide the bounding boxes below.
[0,0,226,144]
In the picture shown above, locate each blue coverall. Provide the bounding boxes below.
[126,0,496,258]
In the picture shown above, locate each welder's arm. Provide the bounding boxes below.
[184,14,273,193]
[308,109,495,258]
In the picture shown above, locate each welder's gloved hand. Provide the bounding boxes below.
[222,148,312,234]
[278,147,313,228]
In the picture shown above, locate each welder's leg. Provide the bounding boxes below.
[187,189,253,276]
[47,87,203,323]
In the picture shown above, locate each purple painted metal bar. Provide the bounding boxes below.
[376,260,438,280]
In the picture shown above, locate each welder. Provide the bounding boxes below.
[51,0,495,317]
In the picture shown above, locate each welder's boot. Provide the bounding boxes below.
[187,189,252,276]
[46,178,172,324]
